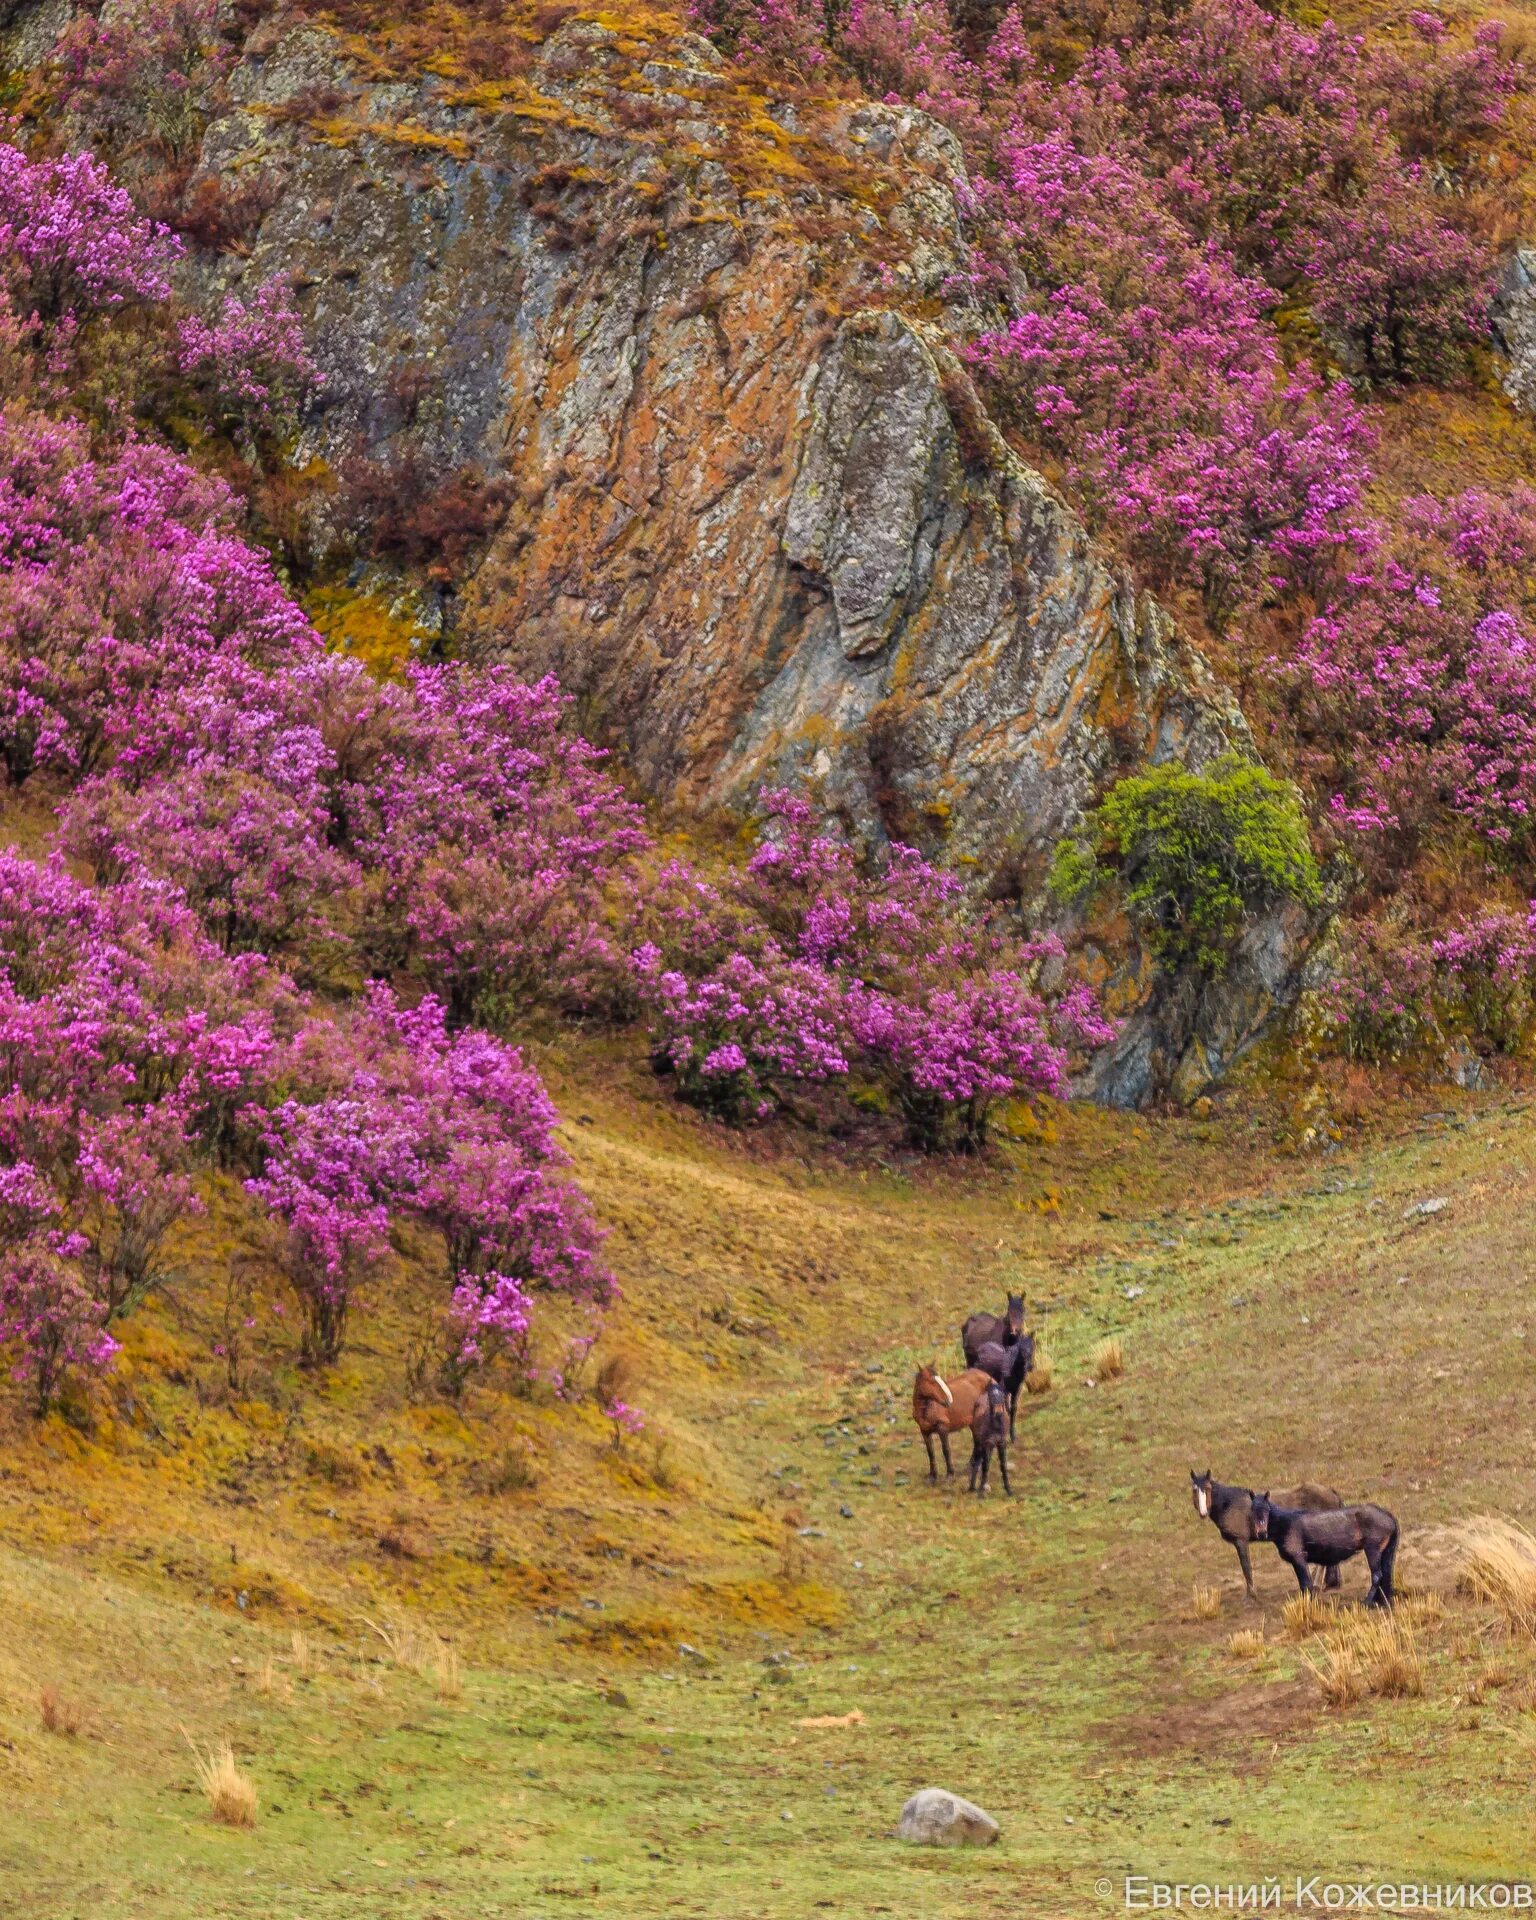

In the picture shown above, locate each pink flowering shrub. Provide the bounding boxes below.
[687,0,831,74]
[1277,489,1536,869]
[631,792,1115,1146]
[56,0,232,165]
[0,142,180,327]
[176,280,321,436]
[0,1247,118,1418]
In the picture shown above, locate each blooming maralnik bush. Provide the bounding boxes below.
[0,142,181,326]
[176,279,321,435]
[630,792,1116,1148]
[1277,489,1536,872]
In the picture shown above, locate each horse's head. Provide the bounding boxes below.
[915,1363,952,1408]
[1005,1293,1025,1338]
[1250,1492,1274,1539]
[1190,1468,1215,1519]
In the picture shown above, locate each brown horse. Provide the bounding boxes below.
[1191,1470,1343,1601]
[911,1364,992,1481]
[961,1294,1025,1367]
[1252,1493,1400,1607]
[967,1380,1012,1496]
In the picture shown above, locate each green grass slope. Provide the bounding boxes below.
[0,1055,1533,1916]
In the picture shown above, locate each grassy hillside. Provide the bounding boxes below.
[3,1050,1533,1916]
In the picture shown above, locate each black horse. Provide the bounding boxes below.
[968,1380,1012,1496]
[975,1334,1035,1442]
[1190,1470,1343,1601]
[1251,1492,1400,1607]
[962,1294,1024,1367]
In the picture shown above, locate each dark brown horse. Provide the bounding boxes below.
[962,1294,1024,1367]
[1251,1493,1400,1607]
[1190,1470,1343,1601]
[975,1334,1034,1442]
[967,1380,1012,1496]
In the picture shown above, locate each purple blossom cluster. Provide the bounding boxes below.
[630,793,1115,1149]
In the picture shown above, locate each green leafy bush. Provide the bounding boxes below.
[1049,758,1321,974]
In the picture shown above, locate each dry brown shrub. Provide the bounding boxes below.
[39,1687,81,1737]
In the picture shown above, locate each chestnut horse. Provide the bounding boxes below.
[911,1364,992,1481]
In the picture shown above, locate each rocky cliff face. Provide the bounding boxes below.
[3,2,1304,1101]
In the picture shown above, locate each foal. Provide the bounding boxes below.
[967,1380,1012,1496]
[974,1333,1034,1442]
[1251,1493,1400,1607]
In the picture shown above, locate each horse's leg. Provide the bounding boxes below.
[1323,1562,1342,1590]
[1235,1538,1258,1603]
[940,1430,954,1478]
[976,1446,989,1495]
[1008,1388,1019,1444]
[1286,1550,1313,1596]
[924,1432,937,1482]
[968,1445,980,1493]
[998,1445,1011,1498]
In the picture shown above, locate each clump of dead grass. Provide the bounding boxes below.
[1282,1591,1335,1637]
[360,1612,434,1674]
[1190,1581,1221,1620]
[1092,1336,1124,1382]
[1449,1516,1536,1638]
[1226,1625,1266,1659]
[39,1686,82,1737]
[435,1641,463,1701]
[1025,1331,1054,1394]
[1304,1608,1423,1704]
[182,1732,258,1827]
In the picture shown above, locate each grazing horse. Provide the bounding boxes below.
[967,1380,1012,1496]
[1190,1470,1343,1600]
[911,1365,992,1481]
[975,1334,1035,1443]
[1251,1492,1400,1607]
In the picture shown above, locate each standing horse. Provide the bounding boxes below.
[911,1365,992,1481]
[1191,1470,1343,1600]
[961,1294,1025,1367]
[1251,1492,1400,1607]
[967,1380,1012,1496]
[975,1334,1035,1442]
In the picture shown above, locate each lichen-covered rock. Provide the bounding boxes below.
[897,1787,1000,1847]
[4,4,1310,1100]
[1493,248,1536,413]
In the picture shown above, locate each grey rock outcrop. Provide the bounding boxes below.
[896,1787,1001,1847]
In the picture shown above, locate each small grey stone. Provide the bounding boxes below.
[896,1788,1000,1848]
[1403,1196,1449,1220]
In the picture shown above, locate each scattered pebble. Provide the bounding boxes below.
[1403,1196,1449,1220]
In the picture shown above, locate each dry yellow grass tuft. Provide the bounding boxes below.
[1025,1330,1054,1394]
[1305,1637,1365,1708]
[38,1686,81,1737]
[1282,1591,1335,1637]
[1305,1609,1423,1703]
[182,1733,258,1828]
[1226,1625,1266,1659]
[435,1642,463,1702]
[1092,1336,1124,1382]
[1450,1516,1536,1638]
[290,1628,314,1677]
[360,1613,434,1675]
[1191,1581,1221,1620]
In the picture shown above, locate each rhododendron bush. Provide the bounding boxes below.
[0,133,1116,1407]
[632,794,1114,1149]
